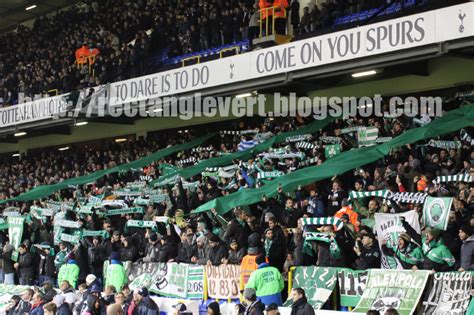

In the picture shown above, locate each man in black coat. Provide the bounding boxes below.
[2,244,15,285]
[207,234,228,266]
[243,288,265,315]
[223,208,251,249]
[15,245,35,285]
[158,236,178,263]
[290,288,315,315]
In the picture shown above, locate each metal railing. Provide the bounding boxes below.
[259,5,287,38]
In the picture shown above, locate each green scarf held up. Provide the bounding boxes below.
[193,105,474,215]
[0,133,215,203]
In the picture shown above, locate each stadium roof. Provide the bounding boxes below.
[0,0,80,33]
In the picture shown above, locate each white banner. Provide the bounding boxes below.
[108,3,474,106]
[374,210,421,270]
[0,94,70,128]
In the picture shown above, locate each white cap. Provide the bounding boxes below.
[86,274,97,286]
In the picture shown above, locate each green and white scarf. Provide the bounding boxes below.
[285,134,311,143]
[320,136,341,144]
[301,217,344,231]
[433,174,473,184]
[257,171,284,179]
[126,220,156,229]
[106,207,144,216]
[427,139,461,150]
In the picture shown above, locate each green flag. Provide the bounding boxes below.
[422,196,453,230]
[325,144,341,159]
[353,269,430,315]
[285,266,337,309]
[7,216,26,261]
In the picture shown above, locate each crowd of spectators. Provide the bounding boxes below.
[0,101,472,314]
[0,0,424,107]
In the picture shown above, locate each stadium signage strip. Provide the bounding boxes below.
[0,94,69,128]
[109,3,473,105]
[0,3,472,128]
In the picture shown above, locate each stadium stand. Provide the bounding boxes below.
[0,0,473,314]
[0,0,465,106]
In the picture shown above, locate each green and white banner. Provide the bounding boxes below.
[422,197,453,231]
[358,127,378,147]
[126,262,204,300]
[337,269,368,307]
[285,266,337,310]
[7,216,25,261]
[354,269,430,315]
[374,210,421,270]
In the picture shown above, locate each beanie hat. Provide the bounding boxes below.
[110,252,120,260]
[460,225,473,237]
[149,233,159,242]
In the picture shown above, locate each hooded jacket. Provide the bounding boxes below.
[58,259,80,288]
[105,259,126,291]
[422,238,455,272]
[460,235,474,270]
[245,263,284,306]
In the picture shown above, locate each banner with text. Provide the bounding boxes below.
[374,210,421,269]
[108,3,474,107]
[337,268,369,307]
[354,269,430,315]
[205,264,240,300]
[420,272,472,315]
[286,266,337,310]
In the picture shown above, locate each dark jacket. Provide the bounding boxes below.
[143,241,161,262]
[120,244,138,262]
[57,303,72,315]
[18,251,35,278]
[29,303,45,315]
[223,219,251,248]
[8,300,31,315]
[2,250,15,274]
[177,241,196,263]
[245,300,265,315]
[158,242,178,263]
[135,296,159,315]
[88,245,105,275]
[460,235,474,271]
[37,249,56,277]
[355,244,381,270]
[208,243,228,266]
[291,297,315,315]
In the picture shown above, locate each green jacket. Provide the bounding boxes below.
[422,238,455,267]
[246,263,284,297]
[105,262,127,291]
[57,260,80,288]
